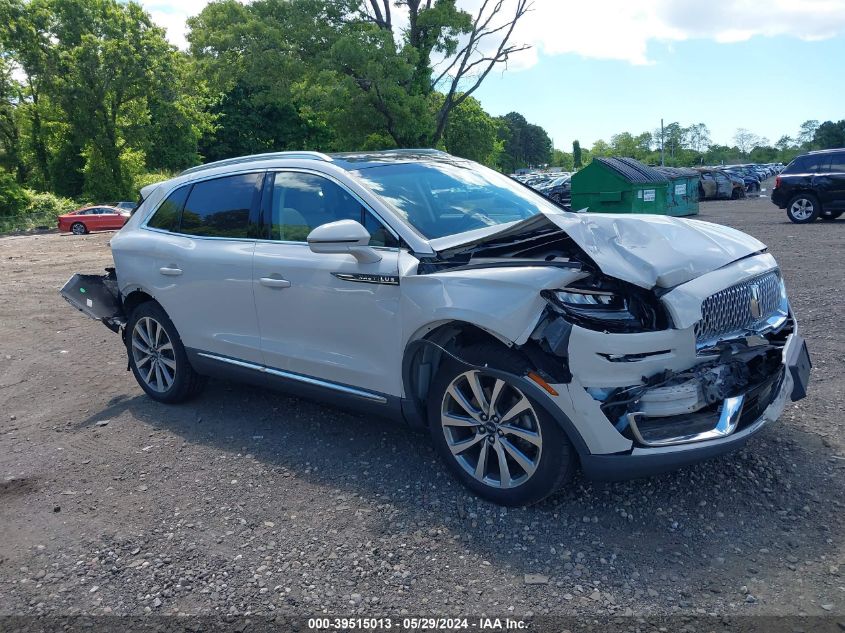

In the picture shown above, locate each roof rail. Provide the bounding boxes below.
[180,151,333,176]
[392,148,448,154]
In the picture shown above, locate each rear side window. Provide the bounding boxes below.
[828,153,845,172]
[785,154,825,174]
[148,185,190,232]
[180,173,262,238]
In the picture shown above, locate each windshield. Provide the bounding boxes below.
[353,161,558,239]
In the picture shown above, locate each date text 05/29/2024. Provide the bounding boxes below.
[307,617,528,630]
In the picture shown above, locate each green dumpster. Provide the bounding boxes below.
[655,166,700,216]
[570,157,669,214]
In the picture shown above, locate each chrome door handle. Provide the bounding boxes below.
[159,266,182,276]
[259,276,291,288]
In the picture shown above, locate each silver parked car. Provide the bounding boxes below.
[61,150,810,506]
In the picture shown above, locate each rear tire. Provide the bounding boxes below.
[126,302,206,403]
[786,193,821,224]
[71,222,87,235]
[427,343,576,506]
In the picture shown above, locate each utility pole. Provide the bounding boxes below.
[660,118,665,167]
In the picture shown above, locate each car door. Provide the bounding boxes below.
[698,173,715,199]
[142,172,265,364]
[84,208,103,231]
[713,172,731,198]
[253,170,403,396]
[99,207,124,230]
[817,152,845,211]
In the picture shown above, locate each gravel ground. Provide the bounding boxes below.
[1,186,844,622]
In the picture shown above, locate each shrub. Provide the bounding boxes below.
[0,170,29,216]
[0,188,78,234]
[134,171,176,192]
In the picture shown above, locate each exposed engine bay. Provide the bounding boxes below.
[410,215,802,449]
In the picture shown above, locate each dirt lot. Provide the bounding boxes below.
[1,189,844,623]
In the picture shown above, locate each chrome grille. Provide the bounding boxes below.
[695,271,783,343]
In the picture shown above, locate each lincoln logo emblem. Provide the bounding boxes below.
[749,284,762,319]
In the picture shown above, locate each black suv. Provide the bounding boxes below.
[771,148,845,223]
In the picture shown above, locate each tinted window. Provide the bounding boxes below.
[785,154,825,174]
[828,153,845,172]
[181,173,261,238]
[148,185,190,232]
[269,172,398,247]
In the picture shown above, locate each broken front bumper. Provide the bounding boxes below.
[576,334,810,481]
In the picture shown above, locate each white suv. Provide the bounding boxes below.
[62,150,811,506]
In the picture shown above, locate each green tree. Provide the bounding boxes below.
[0,0,57,188]
[812,120,845,149]
[0,58,25,180]
[684,123,711,154]
[3,0,206,198]
[590,139,611,158]
[496,111,551,170]
[749,145,778,163]
[189,0,353,153]
[441,94,496,165]
[609,132,637,158]
[572,139,582,168]
[775,135,794,151]
[48,0,181,198]
[733,128,762,157]
[797,119,819,148]
[550,148,573,171]
[337,0,530,147]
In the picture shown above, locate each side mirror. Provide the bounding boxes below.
[307,219,382,264]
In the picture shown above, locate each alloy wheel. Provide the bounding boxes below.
[71,223,86,235]
[790,198,814,221]
[440,370,542,489]
[131,316,177,393]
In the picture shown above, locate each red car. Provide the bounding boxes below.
[58,205,129,235]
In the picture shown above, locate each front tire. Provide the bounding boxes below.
[427,344,576,506]
[126,302,206,403]
[786,193,821,223]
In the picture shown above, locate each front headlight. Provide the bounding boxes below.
[542,282,670,333]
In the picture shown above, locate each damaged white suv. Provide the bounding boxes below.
[62,150,811,506]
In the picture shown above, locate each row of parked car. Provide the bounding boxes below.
[513,172,573,205]
[514,163,784,207]
[698,163,783,200]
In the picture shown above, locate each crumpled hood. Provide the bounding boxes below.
[433,210,767,289]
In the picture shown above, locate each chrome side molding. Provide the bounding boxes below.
[196,352,388,403]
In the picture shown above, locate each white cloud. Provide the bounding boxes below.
[508,0,845,66]
[140,0,245,49]
[140,0,845,65]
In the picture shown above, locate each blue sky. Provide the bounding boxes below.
[474,33,845,150]
[140,0,845,151]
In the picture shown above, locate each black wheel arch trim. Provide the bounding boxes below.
[401,338,591,459]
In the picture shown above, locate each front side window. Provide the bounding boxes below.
[269,172,398,247]
[353,161,556,239]
[180,173,262,238]
[147,185,190,232]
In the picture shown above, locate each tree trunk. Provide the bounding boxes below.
[29,88,51,188]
